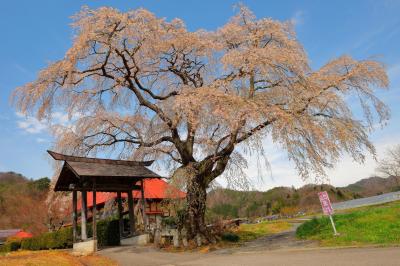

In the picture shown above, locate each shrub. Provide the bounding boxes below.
[221,232,240,242]
[162,216,177,228]
[96,219,120,246]
[20,237,33,250]
[0,240,21,252]
[20,219,119,250]
[21,227,73,250]
[296,217,330,239]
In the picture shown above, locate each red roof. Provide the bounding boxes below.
[79,178,186,209]
[14,231,33,239]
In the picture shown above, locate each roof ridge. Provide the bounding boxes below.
[47,150,154,167]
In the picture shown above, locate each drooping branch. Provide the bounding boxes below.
[13,5,389,189]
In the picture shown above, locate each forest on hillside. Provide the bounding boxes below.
[1,171,400,234]
[206,176,400,221]
[0,172,51,234]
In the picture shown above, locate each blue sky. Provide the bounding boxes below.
[0,0,399,189]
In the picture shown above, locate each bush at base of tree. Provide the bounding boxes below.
[221,232,240,242]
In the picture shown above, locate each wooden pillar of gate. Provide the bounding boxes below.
[72,190,78,243]
[128,189,135,236]
[92,181,97,249]
[117,191,124,238]
[140,179,147,231]
[81,190,88,240]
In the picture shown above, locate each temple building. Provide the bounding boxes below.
[48,150,186,253]
[78,178,186,232]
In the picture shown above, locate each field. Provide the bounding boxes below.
[232,220,292,242]
[296,201,400,246]
[0,250,117,266]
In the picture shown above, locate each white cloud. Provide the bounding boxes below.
[290,10,305,27]
[52,112,70,125]
[0,114,9,121]
[217,137,304,190]
[351,20,399,54]
[16,112,47,134]
[0,163,6,172]
[13,63,34,78]
[36,137,48,143]
[326,136,399,186]
[217,131,400,191]
[15,111,78,135]
[388,63,400,84]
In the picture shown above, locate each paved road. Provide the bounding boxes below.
[100,223,399,266]
[332,191,400,210]
[100,246,400,266]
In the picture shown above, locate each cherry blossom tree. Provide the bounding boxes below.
[13,6,389,243]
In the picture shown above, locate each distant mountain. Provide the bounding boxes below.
[0,171,27,184]
[343,176,400,196]
[206,176,400,221]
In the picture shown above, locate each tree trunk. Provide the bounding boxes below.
[186,176,207,239]
[173,162,224,245]
[185,174,218,245]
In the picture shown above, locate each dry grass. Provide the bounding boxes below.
[0,250,117,266]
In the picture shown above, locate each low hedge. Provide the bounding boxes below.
[82,218,120,247]
[20,218,120,251]
[21,227,73,250]
[96,219,120,246]
[0,240,21,253]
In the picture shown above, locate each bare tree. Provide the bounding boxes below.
[13,6,389,243]
[377,145,400,177]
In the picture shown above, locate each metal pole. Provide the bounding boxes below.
[329,215,338,236]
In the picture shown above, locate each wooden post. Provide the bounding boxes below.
[92,181,97,245]
[72,190,77,243]
[117,191,124,238]
[81,190,88,240]
[140,179,147,231]
[128,189,135,236]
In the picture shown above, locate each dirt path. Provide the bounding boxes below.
[217,222,317,254]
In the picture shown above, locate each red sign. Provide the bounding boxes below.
[318,191,334,215]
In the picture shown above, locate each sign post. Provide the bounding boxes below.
[318,191,338,236]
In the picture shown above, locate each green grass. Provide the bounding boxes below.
[234,220,292,242]
[296,201,400,246]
